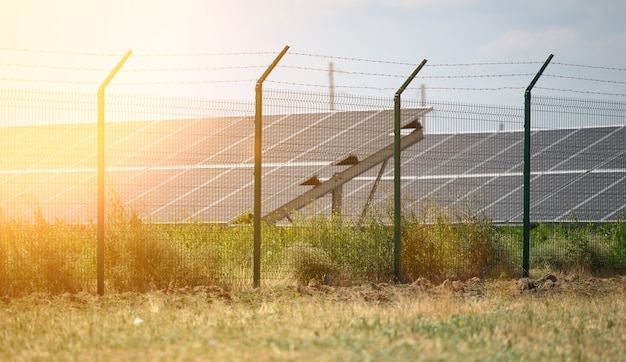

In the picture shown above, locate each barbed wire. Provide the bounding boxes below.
[426,86,526,91]
[266,81,530,93]
[0,63,270,73]
[278,65,536,79]
[424,73,535,79]
[0,48,121,57]
[0,63,109,72]
[2,48,624,98]
[290,52,545,67]
[552,62,626,71]
[289,52,420,66]
[0,48,281,58]
[0,78,256,86]
[132,51,279,57]
[535,87,626,97]
[267,80,394,91]
[428,62,543,67]
[123,65,267,72]
[0,78,97,85]
[115,79,256,86]
[544,74,626,85]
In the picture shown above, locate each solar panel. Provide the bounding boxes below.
[0,107,624,224]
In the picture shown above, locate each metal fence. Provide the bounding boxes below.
[1,85,625,294]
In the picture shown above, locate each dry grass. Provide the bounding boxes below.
[1,276,625,361]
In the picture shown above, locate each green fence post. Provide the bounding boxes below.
[394,59,427,283]
[254,46,289,288]
[97,50,132,296]
[523,54,553,278]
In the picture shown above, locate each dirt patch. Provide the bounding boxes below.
[2,274,625,306]
[282,273,626,304]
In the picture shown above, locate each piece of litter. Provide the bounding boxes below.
[133,317,144,326]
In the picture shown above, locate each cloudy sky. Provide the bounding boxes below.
[1,0,625,105]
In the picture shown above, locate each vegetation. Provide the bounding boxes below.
[529,221,626,274]
[0,195,624,296]
[401,203,517,283]
[1,279,625,361]
[1,197,625,360]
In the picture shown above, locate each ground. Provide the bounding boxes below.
[1,273,626,361]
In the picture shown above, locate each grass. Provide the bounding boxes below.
[1,198,625,360]
[0,193,624,296]
[1,279,625,361]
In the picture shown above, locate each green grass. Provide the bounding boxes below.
[522,221,626,274]
[1,280,625,361]
[1,195,625,296]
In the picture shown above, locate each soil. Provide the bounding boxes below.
[276,273,626,304]
[2,274,625,306]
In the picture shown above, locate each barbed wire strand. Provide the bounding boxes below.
[534,87,626,97]
[133,51,279,57]
[552,62,626,72]
[0,48,121,57]
[0,63,270,73]
[0,78,97,85]
[290,52,544,67]
[123,65,267,72]
[0,48,282,58]
[266,80,528,92]
[0,64,109,72]
[279,65,537,79]
[544,74,626,85]
[115,80,256,86]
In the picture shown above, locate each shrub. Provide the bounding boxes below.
[532,221,626,274]
[285,243,335,285]
[104,194,217,292]
[401,202,515,283]
[0,208,89,296]
[282,214,393,283]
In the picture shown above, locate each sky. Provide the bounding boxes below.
[1,0,625,106]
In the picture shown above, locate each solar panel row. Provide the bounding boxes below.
[0,110,624,224]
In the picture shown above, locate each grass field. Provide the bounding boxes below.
[1,274,625,361]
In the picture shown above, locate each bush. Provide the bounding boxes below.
[532,222,626,274]
[285,243,336,285]
[281,214,393,283]
[104,195,217,292]
[0,208,89,296]
[401,203,516,283]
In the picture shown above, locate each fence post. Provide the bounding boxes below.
[97,50,132,296]
[523,54,553,278]
[254,45,289,288]
[394,59,427,283]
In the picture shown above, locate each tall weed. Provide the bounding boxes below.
[104,193,217,292]
[401,202,515,282]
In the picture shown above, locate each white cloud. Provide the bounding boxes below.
[479,27,577,59]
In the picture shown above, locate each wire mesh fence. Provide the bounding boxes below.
[0,83,624,294]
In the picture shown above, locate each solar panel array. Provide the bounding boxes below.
[1,92,624,225]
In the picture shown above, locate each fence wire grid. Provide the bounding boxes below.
[0,84,625,293]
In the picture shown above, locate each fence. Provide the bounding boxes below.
[1,52,625,294]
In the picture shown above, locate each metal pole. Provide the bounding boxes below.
[523,53,553,278]
[97,50,132,296]
[254,45,289,288]
[394,59,427,283]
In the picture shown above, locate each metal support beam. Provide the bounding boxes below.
[523,53,553,278]
[358,159,388,226]
[394,59,427,283]
[253,45,289,288]
[262,125,426,224]
[331,183,342,216]
[97,50,132,296]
